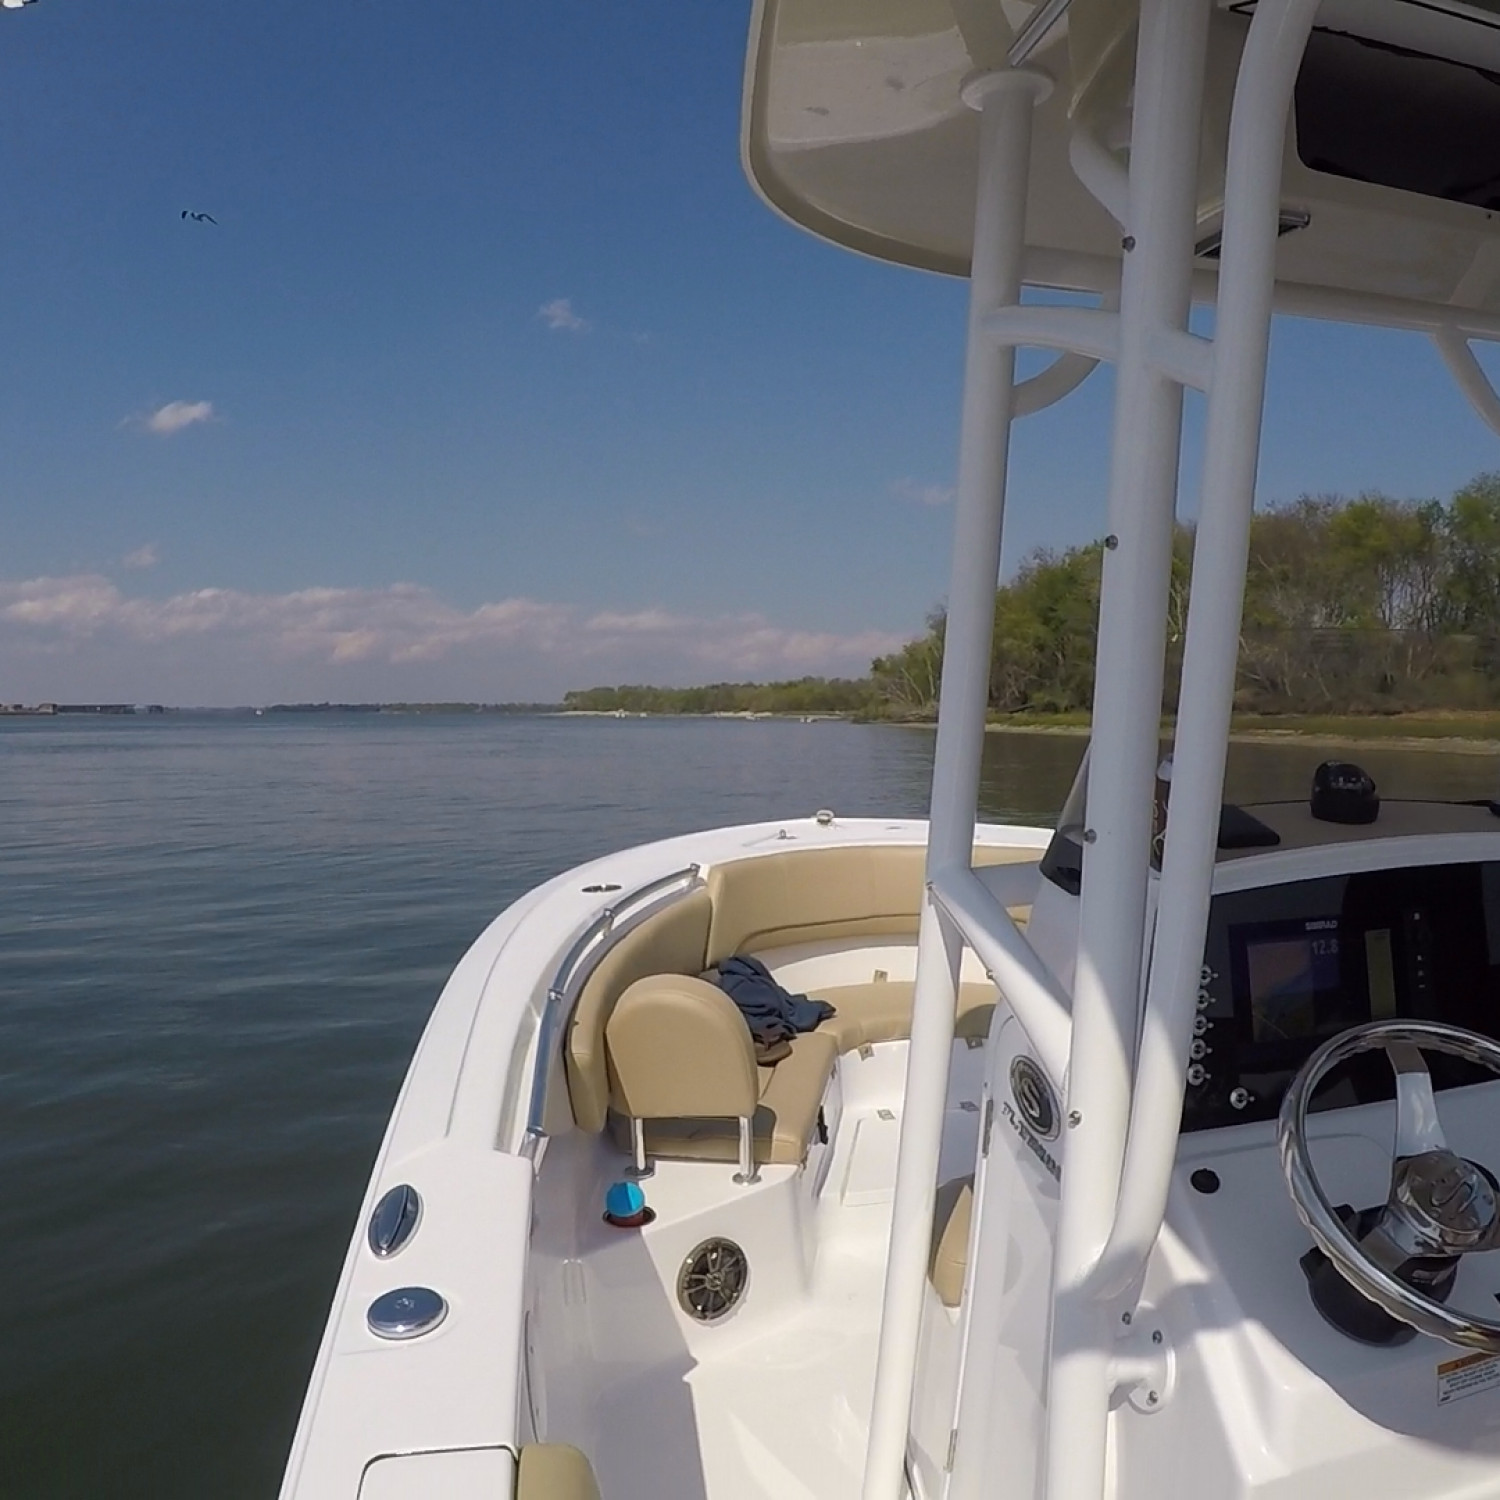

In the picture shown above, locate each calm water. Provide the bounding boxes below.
[2,714,1497,1497]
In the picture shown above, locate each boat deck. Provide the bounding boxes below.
[534,1037,985,1499]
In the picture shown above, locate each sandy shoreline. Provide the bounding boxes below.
[974,720,1500,755]
[562,709,1500,752]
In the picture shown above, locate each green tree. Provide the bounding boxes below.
[1444,472,1500,632]
[871,612,945,715]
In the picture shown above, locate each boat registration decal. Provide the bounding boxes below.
[1437,1350,1500,1405]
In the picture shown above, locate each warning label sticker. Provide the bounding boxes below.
[1437,1351,1500,1405]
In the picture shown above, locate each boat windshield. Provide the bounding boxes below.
[1039,743,1194,891]
[1039,745,1090,895]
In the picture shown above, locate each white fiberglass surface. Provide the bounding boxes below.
[1107,1082,1500,1500]
[528,1032,986,1500]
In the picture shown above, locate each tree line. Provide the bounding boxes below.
[869,474,1500,718]
[562,678,879,715]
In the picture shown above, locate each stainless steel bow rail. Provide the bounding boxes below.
[518,863,704,1163]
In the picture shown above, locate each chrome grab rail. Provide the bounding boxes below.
[1007,0,1073,67]
[518,863,703,1160]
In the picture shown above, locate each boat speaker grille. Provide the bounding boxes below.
[676,1237,749,1324]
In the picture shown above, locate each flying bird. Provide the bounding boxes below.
[181,210,218,225]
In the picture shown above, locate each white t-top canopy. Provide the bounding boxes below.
[743,0,1500,313]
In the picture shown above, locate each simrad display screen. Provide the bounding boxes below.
[1236,919,1348,1042]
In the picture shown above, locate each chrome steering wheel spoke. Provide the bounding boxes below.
[1388,1041,1448,1160]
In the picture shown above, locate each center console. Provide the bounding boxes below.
[1186,859,1500,1131]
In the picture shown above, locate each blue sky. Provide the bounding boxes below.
[0,1,1496,705]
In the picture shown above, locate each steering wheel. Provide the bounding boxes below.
[1277,1019,1500,1352]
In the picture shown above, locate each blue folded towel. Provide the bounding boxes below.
[710,955,836,1044]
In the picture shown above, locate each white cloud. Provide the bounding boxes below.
[0,573,905,703]
[892,477,955,508]
[141,400,215,436]
[538,297,590,333]
[122,544,159,570]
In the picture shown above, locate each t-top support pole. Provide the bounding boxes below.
[861,65,1048,1500]
[1092,0,1321,1307]
[1043,0,1210,1496]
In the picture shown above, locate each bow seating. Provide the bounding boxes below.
[563,844,1036,1172]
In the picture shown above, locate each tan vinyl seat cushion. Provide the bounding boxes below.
[930,1175,974,1308]
[611,1030,838,1167]
[565,888,711,1132]
[807,980,996,1052]
[517,1444,601,1500]
[605,974,758,1123]
[704,843,1033,964]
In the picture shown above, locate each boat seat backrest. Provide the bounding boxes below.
[565,888,712,1134]
[704,843,1031,963]
[704,845,928,964]
[605,974,759,1124]
[929,1174,975,1308]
